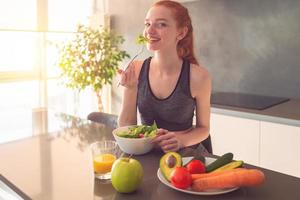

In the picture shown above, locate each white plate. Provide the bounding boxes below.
[157,157,239,195]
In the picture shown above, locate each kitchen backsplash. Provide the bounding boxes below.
[185,0,300,99]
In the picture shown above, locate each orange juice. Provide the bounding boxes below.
[93,153,116,174]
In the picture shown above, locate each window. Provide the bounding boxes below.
[48,0,91,31]
[0,0,36,30]
[0,0,108,140]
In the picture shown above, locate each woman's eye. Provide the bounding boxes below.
[160,23,167,27]
[156,22,167,28]
[144,22,167,29]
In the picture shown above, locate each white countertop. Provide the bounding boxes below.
[211,99,300,127]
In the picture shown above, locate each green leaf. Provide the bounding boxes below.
[150,121,157,131]
[136,34,149,45]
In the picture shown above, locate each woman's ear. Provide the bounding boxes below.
[177,26,188,40]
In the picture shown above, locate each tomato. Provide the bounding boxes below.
[170,167,192,189]
[186,160,206,174]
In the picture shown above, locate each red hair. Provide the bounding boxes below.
[153,0,199,65]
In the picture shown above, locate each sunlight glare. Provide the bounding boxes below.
[48,0,92,31]
[0,32,39,71]
[0,0,36,30]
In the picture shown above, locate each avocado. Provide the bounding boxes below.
[159,152,182,181]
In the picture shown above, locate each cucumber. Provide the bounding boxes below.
[205,152,234,172]
[212,160,243,172]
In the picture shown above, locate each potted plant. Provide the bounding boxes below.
[57,24,130,111]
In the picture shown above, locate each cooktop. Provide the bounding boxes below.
[211,92,290,110]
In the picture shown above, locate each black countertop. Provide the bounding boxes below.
[1,109,300,199]
[211,92,290,110]
[211,93,300,127]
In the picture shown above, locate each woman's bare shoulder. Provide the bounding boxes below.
[132,60,144,68]
[190,63,211,83]
[132,59,145,76]
[190,63,211,97]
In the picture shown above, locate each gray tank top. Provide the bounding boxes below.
[137,57,196,131]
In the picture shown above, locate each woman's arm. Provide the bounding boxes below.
[118,87,138,126]
[118,60,143,127]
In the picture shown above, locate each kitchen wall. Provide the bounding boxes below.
[107,0,153,114]
[185,0,300,99]
[108,0,300,114]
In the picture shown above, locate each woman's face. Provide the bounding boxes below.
[144,5,182,52]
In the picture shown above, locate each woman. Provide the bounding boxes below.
[118,0,211,153]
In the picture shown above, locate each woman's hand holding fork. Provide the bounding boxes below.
[118,62,138,89]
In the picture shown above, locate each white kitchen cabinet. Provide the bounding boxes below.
[210,113,260,165]
[260,121,300,177]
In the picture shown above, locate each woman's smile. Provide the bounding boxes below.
[148,37,161,43]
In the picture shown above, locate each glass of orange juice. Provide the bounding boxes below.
[90,140,118,180]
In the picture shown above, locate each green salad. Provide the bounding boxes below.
[136,34,149,45]
[116,122,157,138]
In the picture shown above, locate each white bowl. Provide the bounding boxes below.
[112,126,154,155]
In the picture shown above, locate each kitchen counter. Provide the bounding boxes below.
[1,109,300,199]
[212,99,300,127]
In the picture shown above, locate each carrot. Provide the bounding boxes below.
[191,168,245,181]
[191,168,265,191]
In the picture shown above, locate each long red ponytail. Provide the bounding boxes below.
[153,0,199,65]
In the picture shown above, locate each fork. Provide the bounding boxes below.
[117,45,145,87]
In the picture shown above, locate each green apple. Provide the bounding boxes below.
[111,157,143,193]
